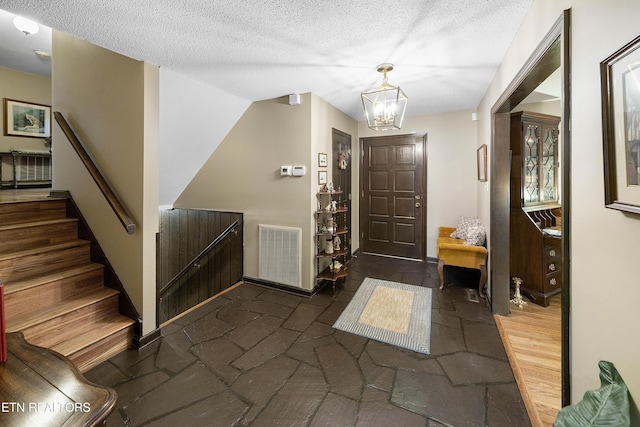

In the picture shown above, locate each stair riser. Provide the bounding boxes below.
[19,295,119,347]
[0,221,79,253]
[4,268,105,317]
[0,200,67,224]
[0,243,90,282]
[71,326,134,373]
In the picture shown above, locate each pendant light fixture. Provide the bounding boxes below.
[361,63,408,131]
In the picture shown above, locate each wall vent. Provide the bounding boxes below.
[15,155,52,183]
[259,224,302,288]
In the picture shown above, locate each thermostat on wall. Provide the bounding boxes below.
[292,165,306,176]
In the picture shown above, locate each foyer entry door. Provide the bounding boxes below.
[360,134,426,260]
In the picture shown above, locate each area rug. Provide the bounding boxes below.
[333,277,432,354]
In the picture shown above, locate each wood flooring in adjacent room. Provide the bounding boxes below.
[495,294,562,427]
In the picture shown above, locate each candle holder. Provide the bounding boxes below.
[511,277,527,309]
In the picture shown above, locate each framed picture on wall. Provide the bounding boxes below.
[3,98,51,138]
[318,170,327,184]
[477,144,488,182]
[318,153,328,167]
[601,34,640,214]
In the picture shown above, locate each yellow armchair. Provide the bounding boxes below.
[436,226,487,296]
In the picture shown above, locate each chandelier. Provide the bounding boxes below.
[361,63,408,131]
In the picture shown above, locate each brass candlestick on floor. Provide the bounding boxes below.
[511,277,527,309]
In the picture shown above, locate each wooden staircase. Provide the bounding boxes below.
[0,196,135,372]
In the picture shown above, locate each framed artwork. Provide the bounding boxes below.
[318,170,327,184]
[3,98,51,138]
[318,153,328,167]
[477,144,487,182]
[601,34,640,214]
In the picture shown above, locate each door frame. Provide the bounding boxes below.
[490,10,571,405]
[359,133,427,261]
[332,128,352,261]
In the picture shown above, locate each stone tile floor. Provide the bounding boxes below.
[85,254,531,426]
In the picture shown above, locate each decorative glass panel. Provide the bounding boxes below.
[523,124,539,204]
[542,127,557,202]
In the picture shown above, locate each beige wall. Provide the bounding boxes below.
[359,110,479,258]
[176,93,357,291]
[176,94,315,288]
[477,0,640,418]
[52,31,159,335]
[0,66,51,182]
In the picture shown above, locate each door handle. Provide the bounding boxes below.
[415,202,421,208]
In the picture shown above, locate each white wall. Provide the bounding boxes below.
[359,110,479,258]
[477,0,640,419]
[159,68,250,207]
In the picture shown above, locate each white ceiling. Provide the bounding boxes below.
[0,0,534,120]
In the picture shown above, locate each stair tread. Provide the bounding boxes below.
[3,263,105,295]
[0,217,79,232]
[50,315,135,356]
[0,239,90,262]
[6,287,120,332]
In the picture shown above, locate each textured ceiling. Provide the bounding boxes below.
[0,0,533,120]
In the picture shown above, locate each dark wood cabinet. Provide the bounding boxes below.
[510,112,562,306]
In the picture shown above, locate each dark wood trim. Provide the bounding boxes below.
[53,112,136,235]
[560,8,572,408]
[490,112,511,317]
[133,328,162,350]
[49,190,143,345]
[242,276,315,298]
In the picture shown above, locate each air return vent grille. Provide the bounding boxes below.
[258,224,302,288]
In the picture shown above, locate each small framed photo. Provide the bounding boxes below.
[601,34,640,214]
[318,170,327,184]
[318,153,328,167]
[477,144,487,182]
[3,98,51,138]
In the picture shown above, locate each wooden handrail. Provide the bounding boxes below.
[159,220,239,297]
[54,112,136,234]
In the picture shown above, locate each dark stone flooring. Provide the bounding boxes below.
[85,254,531,426]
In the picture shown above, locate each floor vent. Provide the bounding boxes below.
[466,288,480,303]
[259,224,302,288]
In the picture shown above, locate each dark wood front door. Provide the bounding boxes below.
[360,134,426,260]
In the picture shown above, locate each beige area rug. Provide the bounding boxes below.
[333,277,432,354]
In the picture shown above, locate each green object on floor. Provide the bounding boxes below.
[554,360,630,427]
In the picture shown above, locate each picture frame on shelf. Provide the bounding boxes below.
[318,170,327,184]
[601,34,640,214]
[477,144,487,182]
[3,98,51,138]
[318,152,328,167]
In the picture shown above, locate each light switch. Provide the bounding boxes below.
[281,165,292,176]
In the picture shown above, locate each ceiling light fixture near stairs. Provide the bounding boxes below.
[13,15,39,35]
[361,63,408,131]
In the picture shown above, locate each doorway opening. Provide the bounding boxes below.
[490,9,571,410]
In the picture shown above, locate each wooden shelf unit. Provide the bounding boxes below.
[315,189,348,293]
